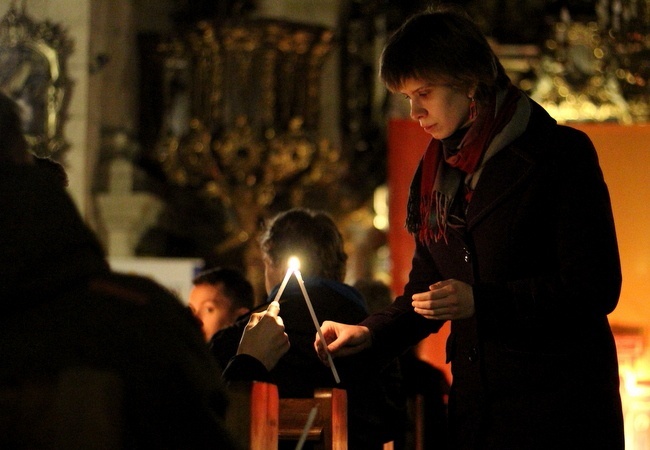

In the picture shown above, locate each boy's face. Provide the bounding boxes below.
[188,282,240,341]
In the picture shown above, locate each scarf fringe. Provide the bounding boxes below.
[415,191,450,245]
[434,191,450,244]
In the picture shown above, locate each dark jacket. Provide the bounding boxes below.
[212,277,406,449]
[363,99,624,449]
[0,164,236,449]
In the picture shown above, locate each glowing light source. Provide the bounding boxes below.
[271,256,298,304]
[288,256,300,271]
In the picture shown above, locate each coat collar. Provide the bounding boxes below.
[466,99,557,229]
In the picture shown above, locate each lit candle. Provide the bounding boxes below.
[271,256,300,304]
[293,262,341,384]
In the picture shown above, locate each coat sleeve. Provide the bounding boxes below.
[221,354,272,384]
[209,319,248,371]
[361,238,446,361]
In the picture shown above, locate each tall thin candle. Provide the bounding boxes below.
[295,406,318,450]
[293,266,341,384]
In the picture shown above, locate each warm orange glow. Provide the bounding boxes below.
[288,256,300,271]
[573,123,650,381]
[584,123,650,449]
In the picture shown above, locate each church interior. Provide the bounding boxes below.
[1,0,649,447]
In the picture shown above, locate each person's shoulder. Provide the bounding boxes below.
[210,313,251,346]
[213,313,249,342]
[525,99,591,142]
[299,278,362,303]
[515,101,594,158]
[87,272,198,333]
[210,313,249,365]
[543,123,598,168]
[222,354,271,383]
[550,118,589,139]
[90,272,181,305]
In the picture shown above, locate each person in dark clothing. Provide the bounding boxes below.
[221,299,290,383]
[0,162,241,449]
[316,6,624,450]
[211,208,406,449]
[0,91,253,449]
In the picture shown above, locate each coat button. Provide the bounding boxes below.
[463,247,471,263]
[468,346,478,362]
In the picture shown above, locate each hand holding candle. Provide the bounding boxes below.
[237,300,290,371]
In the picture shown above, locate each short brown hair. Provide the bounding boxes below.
[259,208,347,282]
[379,6,509,104]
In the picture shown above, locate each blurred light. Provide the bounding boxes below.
[288,256,300,271]
[373,185,389,231]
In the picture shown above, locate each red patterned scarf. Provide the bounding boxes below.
[406,84,522,244]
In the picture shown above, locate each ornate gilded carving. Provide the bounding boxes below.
[0,2,73,159]
[532,19,631,123]
[213,115,265,185]
[147,18,342,278]
[531,3,650,123]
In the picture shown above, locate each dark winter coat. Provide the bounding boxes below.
[363,99,624,450]
[212,277,406,449]
[0,164,236,449]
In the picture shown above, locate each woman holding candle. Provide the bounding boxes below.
[211,208,406,449]
[316,6,623,450]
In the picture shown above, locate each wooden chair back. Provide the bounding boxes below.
[278,387,348,450]
[225,382,348,450]
[225,381,279,450]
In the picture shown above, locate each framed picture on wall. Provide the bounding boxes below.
[0,4,73,159]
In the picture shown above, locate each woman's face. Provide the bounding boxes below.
[399,78,474,140]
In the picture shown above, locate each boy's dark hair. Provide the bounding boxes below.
[259,208,347,282]
[192,267,254,311]
[380,6,510,105]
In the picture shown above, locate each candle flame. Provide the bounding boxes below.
[288,256,300,271]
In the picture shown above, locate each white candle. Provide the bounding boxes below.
[294,266,341,384]
[295,406,319,450]
[270,256,300,304]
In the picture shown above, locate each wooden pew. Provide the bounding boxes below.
[225,381,279,450]
[226,382,348,450]
[279,387,348,450]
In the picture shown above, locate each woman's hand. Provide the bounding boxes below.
[314,321,371,365]
[411,279,475,320]
[237,301,290,371]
